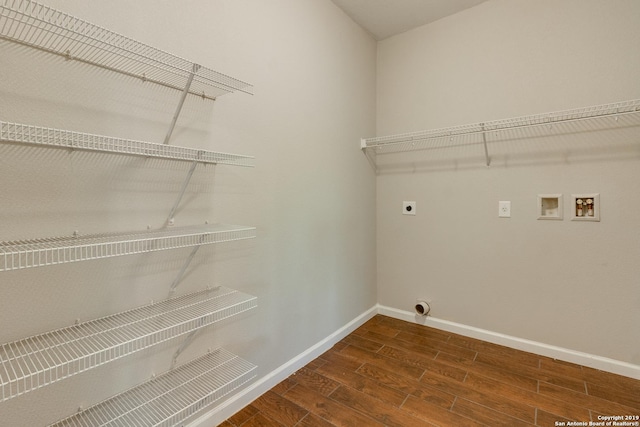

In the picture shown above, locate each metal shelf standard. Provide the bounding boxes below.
[361,99,640,166]
[0,0,253,100]
[0,286,257,403]
[0,121,255,167]
[0,224,257,272]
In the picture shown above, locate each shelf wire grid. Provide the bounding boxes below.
[49,348,256,427]
[0,286,257,403]
[0,224,257,272]
[0,0,253,99]
[362,99,640,153]
[0,121,255,167]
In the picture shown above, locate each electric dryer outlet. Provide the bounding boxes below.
[403,201,416,215]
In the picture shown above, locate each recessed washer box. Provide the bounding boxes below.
[538,194,563,220]
[571,193,600,221]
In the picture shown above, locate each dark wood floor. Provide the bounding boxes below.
[220,315,640,427]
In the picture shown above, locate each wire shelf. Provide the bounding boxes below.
[0,121,255,167]
[0,0,253,100]
[362,99,640,154]
[0,224,257,272]
[0,287,257,403]
[48,348,256,427]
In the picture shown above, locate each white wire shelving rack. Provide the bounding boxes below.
[1,2,258,422]
[0,286,257,403]
[0,121,255,167]
[0,0,253,100]
[361,99,640,166]
[48,348,256,427]
[0,224,256,272]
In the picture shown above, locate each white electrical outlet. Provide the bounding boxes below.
[498,201,511,218]
[403,201,416,215]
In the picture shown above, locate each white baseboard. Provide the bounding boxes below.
[186,305,378,427]
[377,304,640,380]
[188,302,639,427]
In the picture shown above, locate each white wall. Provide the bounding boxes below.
[0,1,377,425]
[376,0,640,366]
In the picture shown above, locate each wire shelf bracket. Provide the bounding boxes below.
[0,121,255,167]
[48,348,257,427]
[170,327,201,370]
[0,224,257,272]
[166,160,199,228]
[169,240,204,297]
[164,63,202,146]
[167,242,206,369]
[0,286,257,403]
[480,123,490,167]
[361,99,640,166]
[0,0,253,100]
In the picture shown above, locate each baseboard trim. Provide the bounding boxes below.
[186,305,378,427]
[377,304,640,380]
[188,302,638,426]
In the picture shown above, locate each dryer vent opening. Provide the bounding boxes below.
[415,301,430,316]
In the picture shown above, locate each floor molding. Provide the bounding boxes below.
[186,305,379,427]
[189,302,639,426]
[377,304,640,380]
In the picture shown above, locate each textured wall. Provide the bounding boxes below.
[375,0,640,365]
[0,0,377,425]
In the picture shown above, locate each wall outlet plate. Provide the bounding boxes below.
[498,201,511,218]
[403,201,416,215]
[538,194,563,220]
[571,193,600,221]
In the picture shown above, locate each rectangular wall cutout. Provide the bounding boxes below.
[571,194,600,221]
[538,194,563,220]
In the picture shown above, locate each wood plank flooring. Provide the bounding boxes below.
[220,315,640,427]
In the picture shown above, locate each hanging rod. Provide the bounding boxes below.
[0,0,253,100]
[0,121,254,167]
[361,98,640,152]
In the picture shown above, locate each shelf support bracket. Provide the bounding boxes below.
[168,238,204,296]
[163,63,202,145]
[166,160,199,226]
[171,321,204,369]
[481,123,491,167]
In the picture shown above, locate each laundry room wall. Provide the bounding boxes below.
[375,0,640,368]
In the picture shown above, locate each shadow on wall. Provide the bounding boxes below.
[367,114,640,175]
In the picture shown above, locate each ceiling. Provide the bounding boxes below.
[331,0,488,40]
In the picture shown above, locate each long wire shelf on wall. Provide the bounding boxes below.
[0,224,256,272]
[361,99,640,166]
[0,0,253,100]
[0,286,257,403]
[0,121,255,167]
[49,348,256,427]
